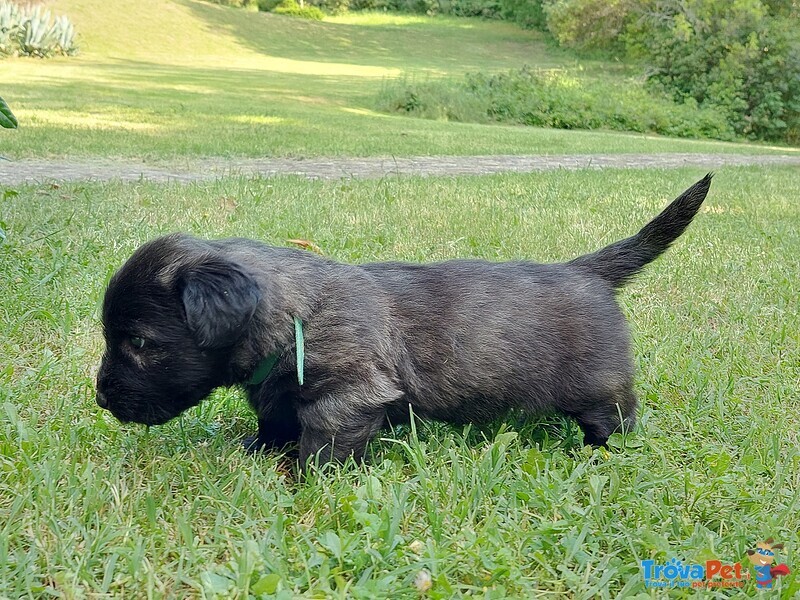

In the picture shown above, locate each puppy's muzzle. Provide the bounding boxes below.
[96,390,109,409]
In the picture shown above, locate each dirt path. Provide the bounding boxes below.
[2,153,800,185]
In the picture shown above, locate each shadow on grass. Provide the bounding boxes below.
[175,0,564,73]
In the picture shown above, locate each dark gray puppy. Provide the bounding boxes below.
[96,175,712,465]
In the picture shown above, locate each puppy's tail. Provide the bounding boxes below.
[569,174,712,289]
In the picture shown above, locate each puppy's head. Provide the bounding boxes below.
[96,234,260,425]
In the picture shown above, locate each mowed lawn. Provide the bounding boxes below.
[2,0,799,597]
[1,0,798,159]
[1,167,798,597]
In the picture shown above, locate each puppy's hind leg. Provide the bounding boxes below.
[299,409,386,467]
[572,389,637,446]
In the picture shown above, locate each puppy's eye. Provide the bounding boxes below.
[130,336,146,350]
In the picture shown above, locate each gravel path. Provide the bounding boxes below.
[2,153,799,185]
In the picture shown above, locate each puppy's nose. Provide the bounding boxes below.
[96,391,109,409]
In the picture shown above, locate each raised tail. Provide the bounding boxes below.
[569,174,712,289]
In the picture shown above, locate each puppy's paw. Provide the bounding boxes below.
[242,433,300,457]
[242,434,268,454]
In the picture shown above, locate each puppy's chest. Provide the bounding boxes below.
[244,360,362,413]
[245,377,295,416]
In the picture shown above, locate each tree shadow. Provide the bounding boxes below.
[175,0,551,72]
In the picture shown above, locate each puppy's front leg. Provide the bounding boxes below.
[298,398,387,467]
[243,395,302,453]
[243,416,301,453]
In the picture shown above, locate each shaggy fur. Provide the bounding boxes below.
[96,175,712,465]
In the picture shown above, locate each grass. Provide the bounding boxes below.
[1,1,799,596]
[1,0,798,159]
[1,167,798,597]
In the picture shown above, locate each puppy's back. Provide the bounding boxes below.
[362,259,631,423]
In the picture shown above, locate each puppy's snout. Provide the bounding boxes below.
[96,390,109,409]
[96,360,111,409]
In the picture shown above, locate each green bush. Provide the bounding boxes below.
[449,0,503,19]
[377,67,735,140]
[544,0,631,51]
[307,0,351,15]
[629,0,800,141]
[376,76,490,122]
[256,0,283,10]
[387,0,439,15]
[0,1,78,58]
[499,0,547,29]
[348,0,380,9]
[203,0,259,7]
[272,0,325,19]
[533,0,800,142]
[345,0,505,17]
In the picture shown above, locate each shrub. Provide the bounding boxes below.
[377,67,735,140]
[307,0,351,15]
[389,0,439,15]
[272,0,325,19]
[348,0,380,9]
[544,0,632,51]
[347,0,504,17]
[256,0,283,10]
[629,0,800,141]
[376,76,489,122]
[449,0,503,19]
[204,0,259,7]
[499,0,547,30]
[0,1,77,58]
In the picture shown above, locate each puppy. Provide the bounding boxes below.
[96,175,712,465]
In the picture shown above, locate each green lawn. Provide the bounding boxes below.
[2,167,798,597]
[1,0,797,159]
[2,1,799,596]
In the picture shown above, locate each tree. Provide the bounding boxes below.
[630,0,800,140]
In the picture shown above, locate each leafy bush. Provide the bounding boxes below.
[383,0,439,15]
[272,0,325,19]
[448,0,503,19]
[628,0,800,141]
[531,0,800,142]
[213,0,331,11]
[203,0,259,7]
[348,0,380,9]
[377,67,735,140]
[256,0,283,10]
[219,0,531,20]
[377,76,490,122]
[0,1,77,58]
[544,0,631,50]
[307,0,351,15]
[499,0,547,30]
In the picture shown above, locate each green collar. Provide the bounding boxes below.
[247,316,305,386]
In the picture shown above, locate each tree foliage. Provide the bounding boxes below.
[629,0,800,141]
[540,0,800,142]
[544,0,631,50]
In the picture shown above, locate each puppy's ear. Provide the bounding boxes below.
[180,259,260,348]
